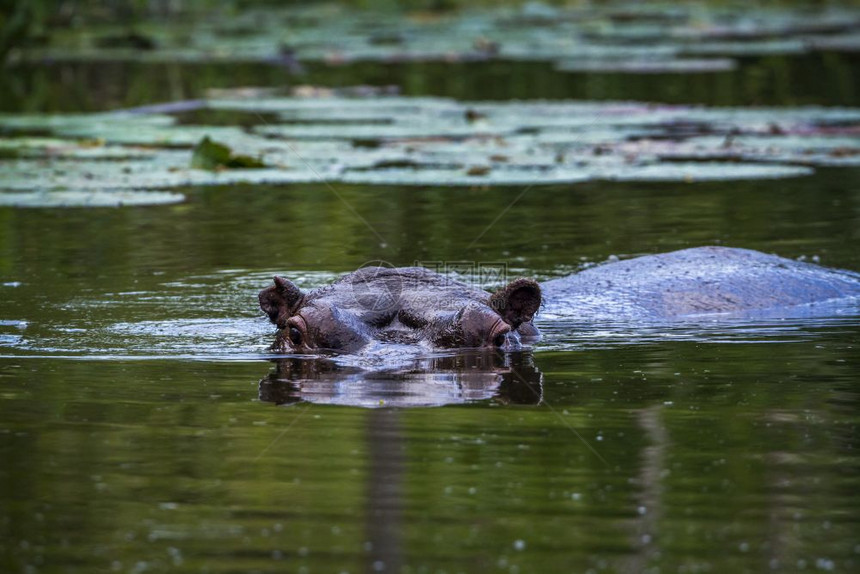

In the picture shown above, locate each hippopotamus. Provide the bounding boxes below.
[259,266,542,352]
[540,246,860,321]
[259,246,860,354]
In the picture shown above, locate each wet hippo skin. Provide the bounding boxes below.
[260,247,860,353]
[541,246,860,321]
[259,266,542,353]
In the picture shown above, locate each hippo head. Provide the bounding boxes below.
[258,267,541,353]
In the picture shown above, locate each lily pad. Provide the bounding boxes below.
[694,135,860,152]
[0,112,175,134]
[14,3,860,82]
[0,155,333,191]
[209,96,458,114]
[0,93,858,190]
[556,58,737,74]
[55,123,246,148]
[590,162,813,182]
[807,33,860,52]
[680,40,807,57]
[0,190,185,208]
[340,166,592,187]
[0,137,156,160]
[254,121,498,141]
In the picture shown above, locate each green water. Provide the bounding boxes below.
[2,57,860,573]
[4,52,860,113]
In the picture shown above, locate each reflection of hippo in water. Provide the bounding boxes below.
[259,246,860,354]
[258,352,543,408]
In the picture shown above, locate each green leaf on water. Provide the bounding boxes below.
[190,136,267,170]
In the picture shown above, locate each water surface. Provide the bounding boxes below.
[1,52,860,574]
[4,52,859,113]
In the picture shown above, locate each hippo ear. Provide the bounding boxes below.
[273,275,304,311]
[489,278,541,329]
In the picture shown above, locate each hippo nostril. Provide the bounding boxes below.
[489,318,510,348]
[288,326,303,346]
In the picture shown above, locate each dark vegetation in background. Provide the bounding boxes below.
[1,0,464,52]
[2,0,859,112]
[1,0,854,60]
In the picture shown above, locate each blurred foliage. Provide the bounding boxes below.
[0,0,31,60]
[3,0,858,55]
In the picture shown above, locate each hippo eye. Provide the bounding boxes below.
[288,326,303,346]
[493,333,506,347]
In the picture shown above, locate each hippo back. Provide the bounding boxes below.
[540,246,860,321]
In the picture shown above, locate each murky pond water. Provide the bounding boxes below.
[2,52,860,574]
[5,52,860,113]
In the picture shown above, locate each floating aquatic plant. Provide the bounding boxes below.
[0,92,857,199]
[0,190,185,208]
[14,4,860,72]
[190,136,267,170]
